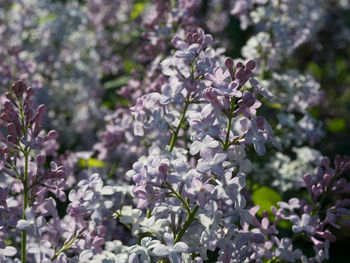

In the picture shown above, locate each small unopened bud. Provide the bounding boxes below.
[7,123,18,137]
[235,69,245,80]
[333,178,347,192]
[37,104,47,117]
[3,101,14,112]
[26,87,34,96]
[246,60,256,71]
[36,154,46,167]
[242,91,255,107]
[303,173,312,185]
[159,163,169,175]
[321,157,330,168]
[236,61,244,68]
[255,116,265,129]
[251,233,264,243]
[11,80,26,97]
[323,173,333,185]
[225,57,234,68]
[334,155,342,169]
[47,130,59,140]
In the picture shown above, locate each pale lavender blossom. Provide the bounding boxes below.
[152,233,188,263]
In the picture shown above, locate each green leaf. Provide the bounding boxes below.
[328,118,346,133]
[78,158,106,168]
[103,75,130,90]
[307,62,323,79]
[252,186,282,216]
[38,13,56,24]
[266,102,282,109]
[130,3,145,20]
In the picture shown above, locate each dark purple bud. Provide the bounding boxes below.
[251,233,264,243]
[323,173,333,185]
[235,69,245,80]
[246,60,256,71]
[335,207,349,216]
[11,80,26,97]
[337,198,350,207]
[242,91,255,107]
[50,161,58,171]
[36,154,46,167]
[203,88,222,109]
[312,184,323,198]
[262,210,268,218]
[236,61,244,69]
[334,178,347,190]
[317,230,336,242]
[321,157,330,168]
[225,57,235,79]
[25,109,34,123]
[255,116,265,129]
[334,155,342,168]
[3,101,14,112]
[7,135,16,144]
[47,130,59,140]
[37,104,47,117]
[0,113,7,122]
[7,123,18,137]
[344,155,350,163]
[158,163,169,175]
[5,92,14,101]
[340,183,350,193]
[26,87,34,96]
[317,167,324,177]
[225,57,234,68]
[340,219,350,228]
[192,33,199,42]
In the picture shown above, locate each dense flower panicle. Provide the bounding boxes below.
[0,0,349,262]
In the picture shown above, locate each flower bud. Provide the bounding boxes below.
[321,157,330,168]
[36,154,46,167]
[246,60,256,71]
[236,61,244,68]
[323,173,333,185]
[225,57,234,68]
[47,130,59,140]
[242,91,255,107]
[158,163,169,175]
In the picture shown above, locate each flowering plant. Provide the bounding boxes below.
[0,1,349,262]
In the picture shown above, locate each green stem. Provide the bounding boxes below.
[167,184,191,214]
[146,209,152,218]
[21,151,29,263]
[169,101,189,152]
[51,237,76,261]
[311,165,343,215]
[223,98,236,151]
[260,59,266,80]
[223,115,232,151]
[174,205,199,243]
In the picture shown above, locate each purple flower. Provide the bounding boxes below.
[189,135,219,155]
[186,177,215,207]
[289,214,316,234]
[134,184,165,210]
[196,148,227,175]
[16,207,46,237]
[278,198,300,212]
[152,233,188,263]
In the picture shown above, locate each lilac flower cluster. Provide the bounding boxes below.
[1,1,349,262]
[0,81,116,262]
